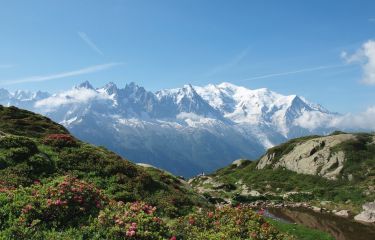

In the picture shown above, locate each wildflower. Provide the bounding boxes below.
[126,230,136,237]
[250,232,258,239]
[170,236,177,240]
[22,204,33,214]
[188,217,195,225]
[115,218,124,225]
[261,222,270,229]
[257,208,265,215]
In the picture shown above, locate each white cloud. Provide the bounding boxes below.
[35,88,108,110]
[294,107,375,131]
[0,63,122,85]
[341,40,375,85]
[78,32,104,55]
[329,107,375,130]
[241,65,344,81]
[293,111,336,130]
[176,112,204,121]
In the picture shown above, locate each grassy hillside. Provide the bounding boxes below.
[0,107,207,216]
[191,133,375,212]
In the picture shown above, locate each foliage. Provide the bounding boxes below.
[89,201,171,239]
[172,205,292,240]
[0,177,175,239]
[43,134,78,148]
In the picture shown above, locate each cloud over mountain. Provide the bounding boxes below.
[0,81,372,176]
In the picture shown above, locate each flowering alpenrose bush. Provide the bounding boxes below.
[171,205,293,240]
[0,176,107,238]
[43,134,77,148]
[87,201,173,239]
[0,176,176,239]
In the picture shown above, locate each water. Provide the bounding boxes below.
[266,207,375,240]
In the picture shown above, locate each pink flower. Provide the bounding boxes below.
[126,230,136,237]
[115,219,124,225]
[257,209,265,215]
[251,232,258,239]
[188,217,195,225]
[170,236,177,240]
[22,204,33,214]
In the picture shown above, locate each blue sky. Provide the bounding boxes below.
[0,0,375,113]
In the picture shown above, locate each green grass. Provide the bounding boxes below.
[267,218,334,240]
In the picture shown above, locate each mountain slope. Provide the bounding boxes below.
[0,105,207,216]
[0,82,338,176]
[190,132,375,215]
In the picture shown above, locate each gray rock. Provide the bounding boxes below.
[312,206,322,212]
[335,210,349,218]
[232,159,247,167]
[257,134,355,179]
[354,202,375,223]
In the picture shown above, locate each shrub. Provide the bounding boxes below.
[0,176,107,237]
[43,134,77,148]
[88,201,172,239]
[172,205,292,240]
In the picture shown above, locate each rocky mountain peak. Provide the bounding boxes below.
[77,81,94,89]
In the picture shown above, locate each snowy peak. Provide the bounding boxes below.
[0,81,335,136]
[101,82,118,95]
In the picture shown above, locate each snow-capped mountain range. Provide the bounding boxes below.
[0,81,338,176]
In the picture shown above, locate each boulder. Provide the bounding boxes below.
[256,134,355,179]
[335,210,349,218]
[312,206,322,212]
[354,202,375,223]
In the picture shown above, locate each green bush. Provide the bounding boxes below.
[88,201,172,239]
[43,134,78,148]
[172,205,292,240]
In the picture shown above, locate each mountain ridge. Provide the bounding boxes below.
[0,81,338,176]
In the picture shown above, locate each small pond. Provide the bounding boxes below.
[265,207,375,240]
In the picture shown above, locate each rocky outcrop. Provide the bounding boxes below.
[232,159,248,167]
[354,202,375,223]
[257,134,356,179]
